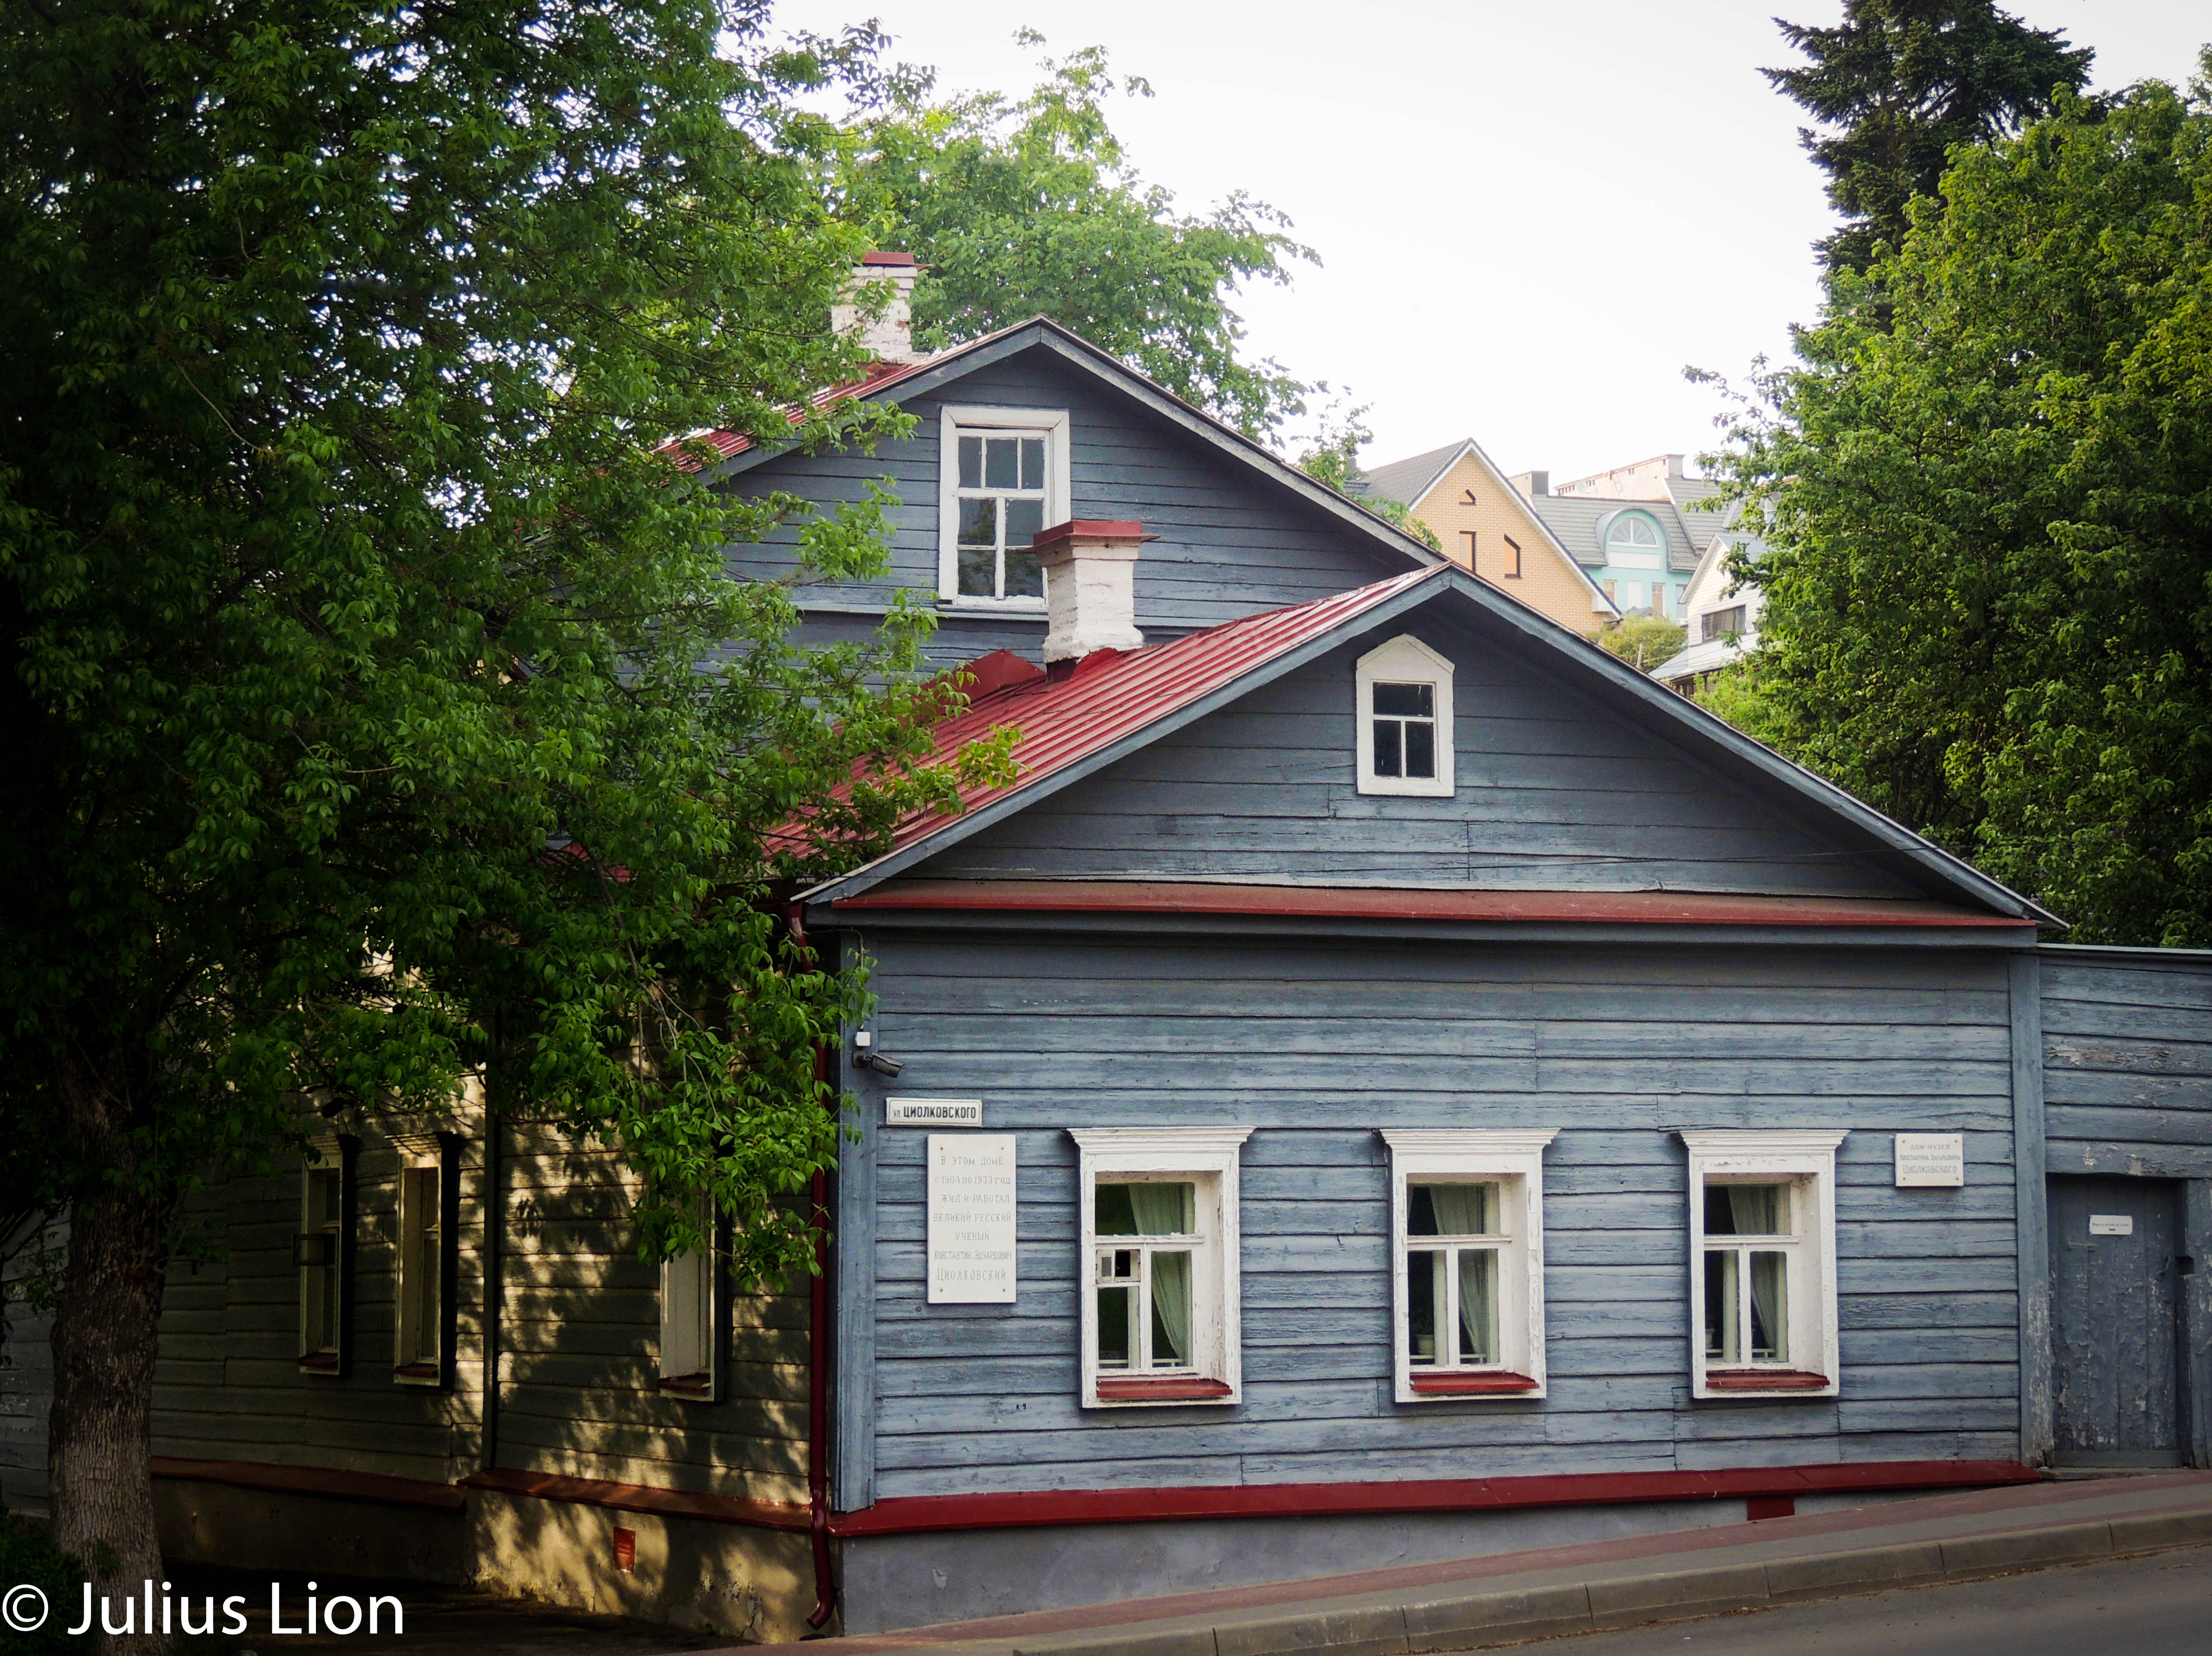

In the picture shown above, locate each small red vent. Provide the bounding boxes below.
[612,1527,636,1573]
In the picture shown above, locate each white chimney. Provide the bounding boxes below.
[1037,521,1153,664]
[831,251,922,364]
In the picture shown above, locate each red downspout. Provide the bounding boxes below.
[789,901,837,1631]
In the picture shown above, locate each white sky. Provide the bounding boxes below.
[772,0,2206,483]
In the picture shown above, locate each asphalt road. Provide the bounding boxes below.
[1545,1545,2212,1656]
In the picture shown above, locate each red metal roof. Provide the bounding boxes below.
[847,565,1446,863]
[829,880,2034,930]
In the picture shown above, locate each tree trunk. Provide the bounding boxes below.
[47,1059,175,1656]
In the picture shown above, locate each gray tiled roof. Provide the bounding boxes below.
[1529,494,1704,574]
[1359,440,1469,509]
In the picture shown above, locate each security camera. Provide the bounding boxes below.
[855,1049,905,1078]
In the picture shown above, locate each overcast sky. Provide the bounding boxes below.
[772,0,2206,485]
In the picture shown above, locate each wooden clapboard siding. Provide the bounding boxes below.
[917,618,1923,900]
[0,1220,61,1515]
[846,933,2020,1503]
[724,346,1410,668]
[2040,950,2212,1170]
[495,1126,810,1505]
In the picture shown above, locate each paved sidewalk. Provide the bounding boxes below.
[794,1471,2212,1656]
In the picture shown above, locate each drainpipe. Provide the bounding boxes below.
[787,901,837,1631]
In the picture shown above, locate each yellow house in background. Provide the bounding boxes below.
[1361,439,1617,635]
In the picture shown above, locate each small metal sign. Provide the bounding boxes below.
[885,1097,983,1128]
[1893,1133,1965,1188]
[927,1132,1017,1304]
[2089,1214,2134,1237]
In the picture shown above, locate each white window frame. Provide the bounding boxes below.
[658,1228,720,1402]
[938,405,1070,610]
[1383,1130,1556,1402]
[297,1153,344,1374]
[1356,634,1455,798]
[393,1154,443,1386]
[1072,1127,1251,1408]
[1681,1130,1845,1400]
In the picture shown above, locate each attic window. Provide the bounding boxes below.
[938,406,1069,608]
[1355,635,1454,798]
[1607,514,1661,549]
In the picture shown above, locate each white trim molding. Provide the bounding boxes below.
[1680,1129,1847,1401]
[938,404,1071,610]
[1070,1126,1252,1408]
[1355,634,1455,797]
[1382,1129,1557,1402]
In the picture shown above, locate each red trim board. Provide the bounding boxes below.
[148,1456,467,1512]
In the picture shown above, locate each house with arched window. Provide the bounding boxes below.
[1511,453,1722,622]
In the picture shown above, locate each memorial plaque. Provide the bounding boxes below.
[927,1132,1017,1304]
[1893,1132,1965,1188]
[885,1097,983,1128]
[2089,1213,2133,1237]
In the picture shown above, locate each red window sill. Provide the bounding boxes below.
[1409,1370,1540,1395]
[659,1373,714,1398]
[393,1362,440,1380]
[297,1353,339,1372]
[1095,1376,1233,1402]
[1706,1368,1829,1392]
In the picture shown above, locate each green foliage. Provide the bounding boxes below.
[1293,404,1442,551]
[0,1516,82,1656]
[1708,62,2212,944]
[0,0,1014,1291]
[1691,658,1796,751]
[1765,0,2091,276]
[1595,616,1688,674]
[834,32,1314,439]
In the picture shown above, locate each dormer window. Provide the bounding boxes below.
[1599,509,1667,571]
[1607,514,1661,551]
[938,406,1069,609]
[1355,635,1454,798]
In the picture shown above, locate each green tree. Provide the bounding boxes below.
[1709,62,2212,944]
[1765,0,2092,276]
[1596,615,1688,674]
[1294,402,1443,551]
[834,32,1314,440]
[0,0,1008,1631]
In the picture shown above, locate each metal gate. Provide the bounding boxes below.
[2048,1174,2186,1466]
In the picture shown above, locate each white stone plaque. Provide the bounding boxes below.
[927,1132,1017,1304]
[2089,1214,2134,1237]
[886,1097,982,1128]
[1894,1133,1965,1188]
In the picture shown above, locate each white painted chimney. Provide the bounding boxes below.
[830,251,922,364]
[1037,521,1154,664]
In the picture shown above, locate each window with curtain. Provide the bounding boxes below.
[394,1164,443,1380]
[659,1207,719,1400]
[1701,1182,1791,1366]
[1383,1129,1557,1401]
[1094,1180,1198,1373]
[297,1164,344,1367]
[1681,1129,1845,1398]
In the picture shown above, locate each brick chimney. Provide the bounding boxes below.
[831,251,922,364]
[1036,521,1155,664]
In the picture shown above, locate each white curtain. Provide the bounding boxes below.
[1129,1182,1193,1236]
[1749,1251,1787,1361]
[1457,1249,1496,1363]
[1427,1183,1492,1237]
[1726,1184,1783,1236]
[1150,1251,1192,1366]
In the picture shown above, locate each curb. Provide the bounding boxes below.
[1008,1508,2212,1656]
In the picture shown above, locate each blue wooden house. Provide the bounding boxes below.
[7,278,2208,1644]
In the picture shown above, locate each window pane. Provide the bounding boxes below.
[958,435,982,489]
[1420,1183,1494,1236]
[1704,1249,1739,1362]
[1374,720,1403,777]
[1408,1250,1439,1362]
[1704,1183,1786,1236]
[1458,1248,1497,1363]
[1095,1182,1138,1236]
[1750,1251,1787,1362]
[1149,1250,1192,1367]
[1020,437,1045,490]
[1004,497,1044,552]
[957,496,998,549]
[984,436,1019,489]
[1372,681,1433,717]
[957,546,996,598]
[1004,547,1043,601]
[1097,1284,1132,1368]
[1404,720,1435,779]
[1407,1185,1438,1237]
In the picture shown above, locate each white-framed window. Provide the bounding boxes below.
[1071,1127,1251,1407]
[938,405,1070,608]
[1383,1130,1556,1402]
[297,1154,346,1373]
[1355,634,1455,798]
[1603,511,1666,568]
[659,1236,719,1401]
[1681,1130,1846,1399]
[394,1156,443,1384]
